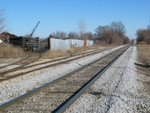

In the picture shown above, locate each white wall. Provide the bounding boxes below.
[50,38,93,50]
[0,39,3,43]
[50,38,70,49]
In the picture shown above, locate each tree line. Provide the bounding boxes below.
[50,21,129,44]
[136,28,150,44]
[49,31,95,40]
[95,21,129,44]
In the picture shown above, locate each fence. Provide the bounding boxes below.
[49,38,94,50]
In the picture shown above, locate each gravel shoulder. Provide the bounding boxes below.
[0,46,123,105]
[65,46,150,113]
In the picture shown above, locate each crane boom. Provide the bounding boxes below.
[30,21,40,37]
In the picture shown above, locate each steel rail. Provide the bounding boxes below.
[52,46,129,113]
[0,55,40,75]
[0,47,104,76]
[0,45,129,112]
[24,47,109,69]
[0,56,28,69]
[0,52,41,69]
[0,47,112,81]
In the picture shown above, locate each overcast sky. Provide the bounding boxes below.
[1,0,150,39]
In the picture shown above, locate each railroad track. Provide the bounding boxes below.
[0,45,129,112]
[0,55,40,73]
[0,47,106,74]
[0,56,28,68]
[0,47,112,81]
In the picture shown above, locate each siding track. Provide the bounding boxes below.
[0,47,112,81]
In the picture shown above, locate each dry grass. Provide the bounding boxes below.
[42,45,103,59]
[137,44,150,75]
[0,44,110,61]
[0,44,27,58]
[138,45,150,65]
[0,44,103,59]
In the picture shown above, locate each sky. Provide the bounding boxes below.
[0,0,150,39]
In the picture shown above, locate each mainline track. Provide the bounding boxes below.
[0,45,129,112]
[0,47,112,81]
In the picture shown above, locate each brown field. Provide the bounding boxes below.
[138,45,150,65]
[0,44,104,59]
[137,44,150,75]
[0,44,27,58]
[42,45,103,59]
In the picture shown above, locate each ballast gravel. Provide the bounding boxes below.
[65,46,150,113]
[0,46,124,105]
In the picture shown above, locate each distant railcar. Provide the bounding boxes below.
[9,37,39,52]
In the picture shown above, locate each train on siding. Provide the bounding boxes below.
[7,21,94,52]
[9,36,40,52]
[8,21,40,52]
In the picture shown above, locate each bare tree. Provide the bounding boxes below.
[95,21,128,44]
[59,31,67,39]
[78,19,86,37]
[123,36,130,44]
[111,21,126,37]
[137,29,150,44]
[95,26,107,40]
[0,10,5,33]
[68,32,79,39]
[84,32,94,40]
[51,31,67,39]
[68,31,94,40]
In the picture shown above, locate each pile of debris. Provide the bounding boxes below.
[0,32,17,43]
